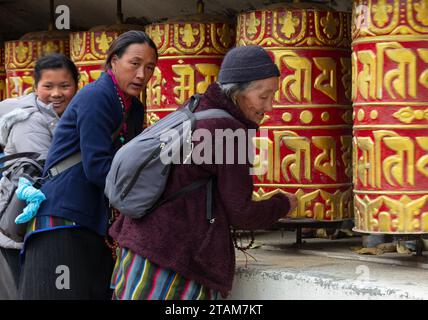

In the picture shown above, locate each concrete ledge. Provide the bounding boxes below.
[226,232,428,300]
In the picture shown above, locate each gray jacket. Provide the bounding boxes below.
[0,93,59,159]
[0,93,59,249]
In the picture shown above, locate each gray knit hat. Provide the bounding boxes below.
[218,45,280,84]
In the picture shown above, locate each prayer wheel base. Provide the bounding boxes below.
[272,218,354,244]
[352,228,428,237]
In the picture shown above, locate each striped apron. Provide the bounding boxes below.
[111,247,219,300]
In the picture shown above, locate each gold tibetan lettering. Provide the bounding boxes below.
[172,64,195,105]
[147,68,162,106]
[253,137,274,182]
[355,136,376,188]
[195,64,219,94]
[384,48,417,99]
[416,137,428,177]
[382,136,415,186]
[373,130,399,187]
[274,130,311,183]
[280,51,312,102]
[375,42,402,99]
[313,136,337,181]
[357,50,376,100]
[313,57,337,101]
[417,48,428,90]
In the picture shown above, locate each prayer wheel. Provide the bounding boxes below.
[145,13,235,125]
[352,0,428,234]
[0,45,6,101]
[237,4,353,221]
[5,31,69,98]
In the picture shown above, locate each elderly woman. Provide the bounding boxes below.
[109,45,297,300]
[18,31,158,300]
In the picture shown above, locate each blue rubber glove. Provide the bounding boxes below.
[15,177,46,224]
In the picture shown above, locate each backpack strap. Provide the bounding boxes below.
[194,109,234,121]
[206,178,214,223]
[185,94,233,121]
[188,94,201,112]
[148,177,215,223]
[0,152,41,174]
[47,116,130,179]
[0,152,41,165]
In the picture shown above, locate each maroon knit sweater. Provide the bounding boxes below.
[109,83,290,297]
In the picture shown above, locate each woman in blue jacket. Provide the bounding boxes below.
[18,30,158,300]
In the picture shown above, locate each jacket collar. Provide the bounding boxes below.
[199,82,259,130]
[106,69,132,111]
[35,97,59,119]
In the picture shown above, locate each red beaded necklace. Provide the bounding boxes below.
[107,69,132,146]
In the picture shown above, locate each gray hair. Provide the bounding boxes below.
[218,81,253,103]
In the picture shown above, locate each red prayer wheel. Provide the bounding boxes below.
[237,4,353,221]
[145,14,235,125]
[352,0,428,234]
[5,31,70,98]
[0,45,6,101]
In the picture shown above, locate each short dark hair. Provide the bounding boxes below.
[34,53,79,87]
[105,30,158,71]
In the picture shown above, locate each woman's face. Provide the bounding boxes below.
[34,68,77,117]
[111,43,157,97]
[235,77,279,124]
